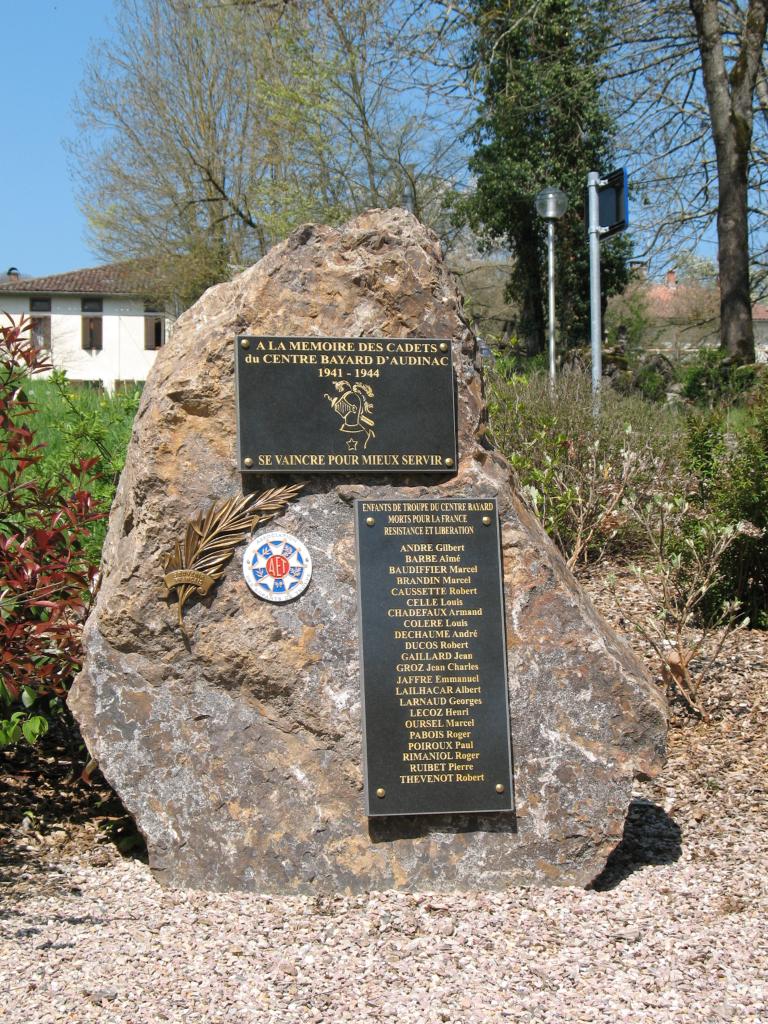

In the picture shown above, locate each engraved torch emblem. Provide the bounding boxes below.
[324,381,375,449]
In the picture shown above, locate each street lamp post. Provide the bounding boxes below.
[535,187,569,385]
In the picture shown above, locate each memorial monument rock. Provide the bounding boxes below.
[70,208,667,892]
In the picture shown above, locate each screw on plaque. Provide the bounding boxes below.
[495,783,505,794]
[366,517,375,527]
[376,787,386,798]
[243,457,254,468]
[482,515,492,526]
[240,338,250,349]
[444,457,454,468]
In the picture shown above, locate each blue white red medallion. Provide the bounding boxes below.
[242,531,312,603]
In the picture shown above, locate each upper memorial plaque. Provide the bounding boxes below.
[235,336,456,473]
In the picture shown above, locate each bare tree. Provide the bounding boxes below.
[71,0,468,306]
[690,0,768,361]
[307,0,468,233]
[71,0,329,304]
[606,0,768,362]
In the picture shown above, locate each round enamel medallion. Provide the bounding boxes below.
[242,531,312,603]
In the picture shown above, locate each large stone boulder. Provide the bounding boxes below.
[70,209,666,892]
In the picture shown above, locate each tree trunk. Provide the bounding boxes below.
[690,0,768,363]
[716,129,754,361]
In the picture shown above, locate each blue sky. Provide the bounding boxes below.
[2,1,115,278]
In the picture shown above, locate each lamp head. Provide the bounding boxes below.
[535,187,569,221]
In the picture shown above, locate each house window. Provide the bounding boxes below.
[144,316,165,350]
[81,297,103,351]
[30,317,51,350]
[82,317,102,350]
[144,300,165,350]
[29,297,51,349]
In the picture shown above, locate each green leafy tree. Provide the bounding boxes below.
[456,0,629,354]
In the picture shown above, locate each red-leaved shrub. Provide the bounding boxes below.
[0,315,102,744]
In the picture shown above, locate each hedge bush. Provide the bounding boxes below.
[0,317,103,747]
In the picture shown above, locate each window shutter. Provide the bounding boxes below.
[144,317,154,350]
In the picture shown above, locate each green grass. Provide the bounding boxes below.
[25,375,142,560]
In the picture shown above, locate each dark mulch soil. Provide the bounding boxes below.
[0,720,146,879]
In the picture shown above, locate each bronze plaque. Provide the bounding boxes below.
[355,498,514,817]
[235,336,456,473]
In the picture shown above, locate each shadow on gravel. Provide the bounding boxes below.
[0,726,147,880]
[589,797,682,891]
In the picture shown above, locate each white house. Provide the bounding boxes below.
[0,263,172,390]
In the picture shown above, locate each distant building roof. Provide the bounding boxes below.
[643,271,768,322]
[0,262,150,296]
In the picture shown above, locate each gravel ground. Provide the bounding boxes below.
[2,566,767,1024]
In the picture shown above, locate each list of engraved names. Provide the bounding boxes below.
[356,499,513,816]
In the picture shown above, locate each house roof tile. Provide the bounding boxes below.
[0,262,150,296]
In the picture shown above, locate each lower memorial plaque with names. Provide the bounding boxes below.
[355,498,514,817]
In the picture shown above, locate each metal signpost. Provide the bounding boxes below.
[586,168,629,408]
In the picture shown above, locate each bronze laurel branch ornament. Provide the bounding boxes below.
[163,483,303,627]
